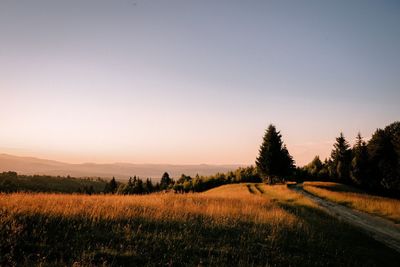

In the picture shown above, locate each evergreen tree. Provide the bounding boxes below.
[305,156,324,180]
[177,174,192,184]
[144,178,153,193]
[160,172,172,190]
[319,158,330,179]
[116,183,127,194]
[136,178,144,194]
[104,177,118,194]
[256,124,295,183]
[350,133,369,186]
[330,133,351,183]
[368,122,400,191]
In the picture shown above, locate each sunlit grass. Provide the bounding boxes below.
[258,184,318,208]
[0,187,295,226]
[303,182,400,223]
[0,184,398,266]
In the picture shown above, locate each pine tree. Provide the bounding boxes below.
[305,156,324,179]
[104,177,118,194]
[136,179,144,194]
[145,178,153,193]
[256,124,294,183]
[160,172,172,190]
[368,122,400,191]
[350,133,369,186]
[330,133,351,182]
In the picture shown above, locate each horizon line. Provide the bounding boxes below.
[0,153,251,167]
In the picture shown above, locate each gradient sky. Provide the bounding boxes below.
[1,0,399,165]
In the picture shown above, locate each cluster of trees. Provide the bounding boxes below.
[171,166,261,193]
[0,171,107,193]
[104,124,294,195]
[103,172,183,195]
[103,124,292,194]
[4,122,398,196]
[301,122,400,195]
[103,167,262,195]
[249,122,400,196]
[103,176,160,195]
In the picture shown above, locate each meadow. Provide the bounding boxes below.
[1,183,399,266]
[303,181,400,223]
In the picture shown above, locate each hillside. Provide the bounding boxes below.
[0,154,242,180]
[1,183,398,266]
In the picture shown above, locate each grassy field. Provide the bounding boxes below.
[1,184,399,266]
[303,181,400,223]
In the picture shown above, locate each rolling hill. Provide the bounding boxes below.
[0,154,243,180]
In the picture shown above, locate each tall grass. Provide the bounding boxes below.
[0,189,295,227]
[303,182,400,223]
[1,184,399,266]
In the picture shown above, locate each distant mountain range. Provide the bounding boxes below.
[0,154,243,180]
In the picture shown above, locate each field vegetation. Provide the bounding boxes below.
[303,181,400,223]
[1,183,399,266]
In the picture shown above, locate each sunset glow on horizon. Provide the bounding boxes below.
[1,0,399,166]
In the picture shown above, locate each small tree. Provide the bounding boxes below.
[135,178,144,194]
[160,172,172,190]
[104,177,118,194]
[256,124,294,183]
[144,178,153,193]
[305,156,324,180]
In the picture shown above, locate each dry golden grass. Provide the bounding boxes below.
[258,184,318,208]
[1,183,399,266]
[0,184,297,227]
[303,182,400,223]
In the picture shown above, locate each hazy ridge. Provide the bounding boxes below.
[0,154,243,180]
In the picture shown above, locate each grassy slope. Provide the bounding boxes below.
[303,181,400,223]
[0,184,399,266]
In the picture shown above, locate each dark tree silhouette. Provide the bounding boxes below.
[144,178,153,193]
[256,124,294,183]
[368,122,400,192]
[329,133,351,183]
[160,172,172,190]
[305,156,324,180]
[104,177,118,194]
[350,133,369,186]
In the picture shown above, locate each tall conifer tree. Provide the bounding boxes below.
[256,124,294,183]
[330,133,351,182]
[350,133,368,185]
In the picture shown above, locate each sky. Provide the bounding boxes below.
[0,0,399,166]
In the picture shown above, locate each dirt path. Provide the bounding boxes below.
[288,184,400,253]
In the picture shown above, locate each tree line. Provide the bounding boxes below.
[0,172,107,194]
[298,121,400,196]
[3,121,398,196]
[103,166,262,195]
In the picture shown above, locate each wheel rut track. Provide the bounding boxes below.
[288,184,400,254]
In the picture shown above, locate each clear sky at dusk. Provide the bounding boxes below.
[1,0,399,165]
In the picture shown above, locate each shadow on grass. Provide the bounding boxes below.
[313,183,365,194]
[0,213,287,266]
[276,198,400,267]
[1,197,399,267]
[246,183,256,194]
[254,184,264,194]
